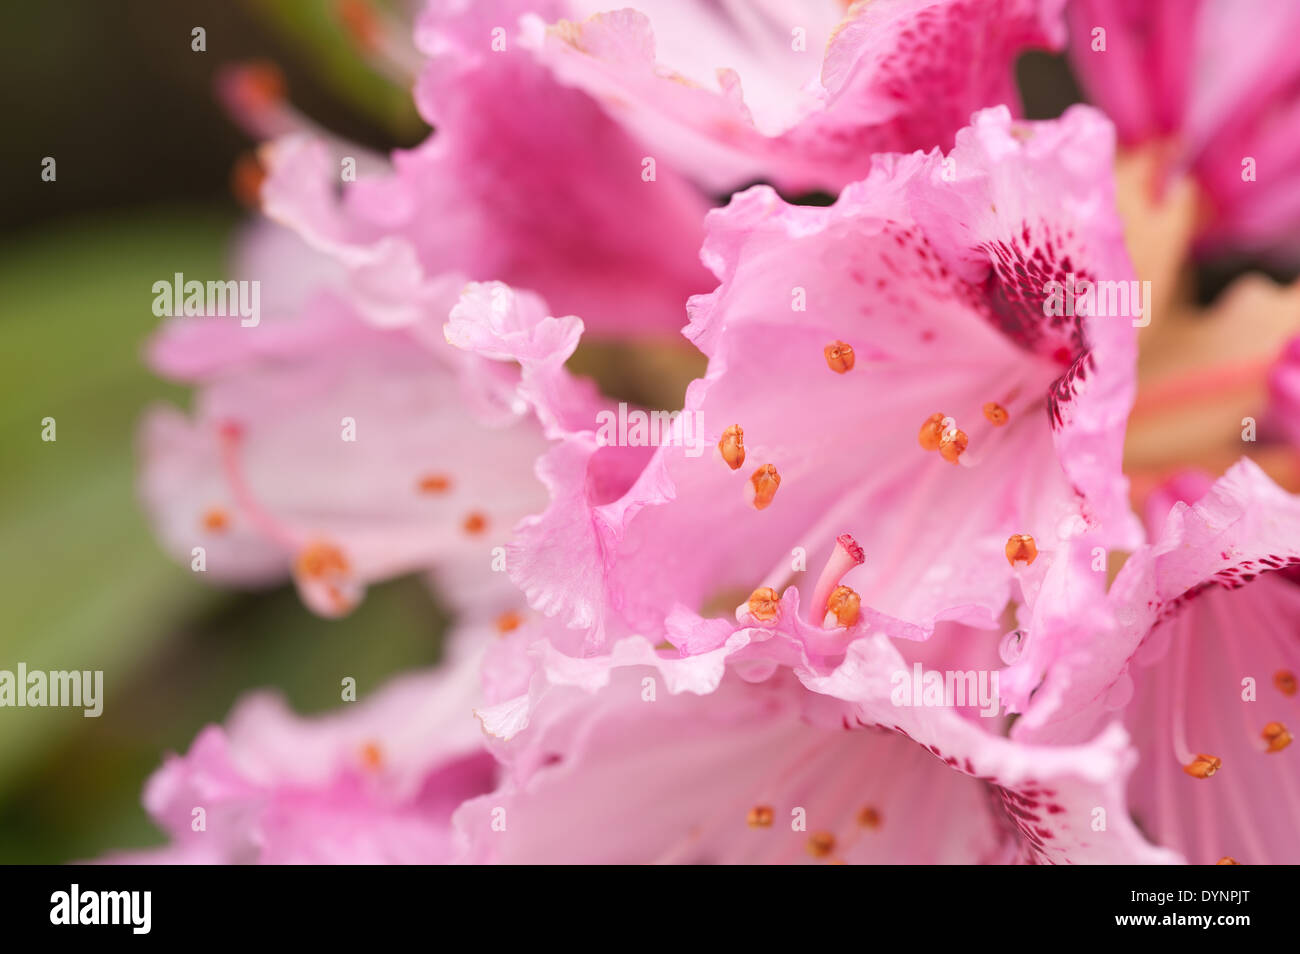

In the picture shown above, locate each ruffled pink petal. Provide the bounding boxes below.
[1141,469,1215,535]
[523,0,1066,193]
[442,281,656,637]
[1014,459,1300,744]
[511,106,1139,646]
[463,630,1174,863]
[801,639,1173,864]
[259,135,466,330]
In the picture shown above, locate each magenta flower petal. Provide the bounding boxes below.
[521,0,1066,192]
[256,1,713,340]
[1266,335,1300,449]
[1068,0,1300,258]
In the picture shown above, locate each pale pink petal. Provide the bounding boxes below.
[460,666,1010,864]
[1124,575,1300,865]
[139,304,551,615]
[461,631,1174,863]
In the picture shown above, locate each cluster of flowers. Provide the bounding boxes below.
[120,0,1300,864]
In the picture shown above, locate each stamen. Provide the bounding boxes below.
[228,61,287,112]
[809,533,866,627]
[294,540,359,617]
[217,420,300,551]
[216,60,386,157]
[983,402,1009,426]
[746,805,774,828]
[1262,722,1293,753]
[658,736,843,864]
[360,740,384,771]
[918,412,946,451]
[216,61,295,141]
[297,540,349,579]
[1005,534,1038,567]
[462,511,488,535]
[338,0,381,51]
[417,472,452,494]
[218,421,363,618]
[938,418,969,464]
[824,585,861,628]
[1183,754,1222,779]
[333,0,422,84]
[230,152,266,209]
[1276,670,1297,697]
[746,587,781,622]
[495,610,522,635]
[1169,613,1200,770]
[857,806,882,829]
[1216,857,1240,865]
[807,831,836,859]
[746,464,781,510]
[718,424,746,470]
[201,506,230,534]
[1204,598,1276,862]
[823,340,855,374]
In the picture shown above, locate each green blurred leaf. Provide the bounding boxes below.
[244,0,425,141]
[0,208,237,791]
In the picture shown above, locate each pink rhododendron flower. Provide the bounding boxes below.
[481,106,1141,647]
[1006,460,1300,863]
[106,647,494,864]
[141,226,608,620]
[1067,0,1300,259]
[521,0,1067,192]
[105,0,1300,870]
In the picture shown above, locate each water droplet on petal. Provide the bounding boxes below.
[999,628,1026,665]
